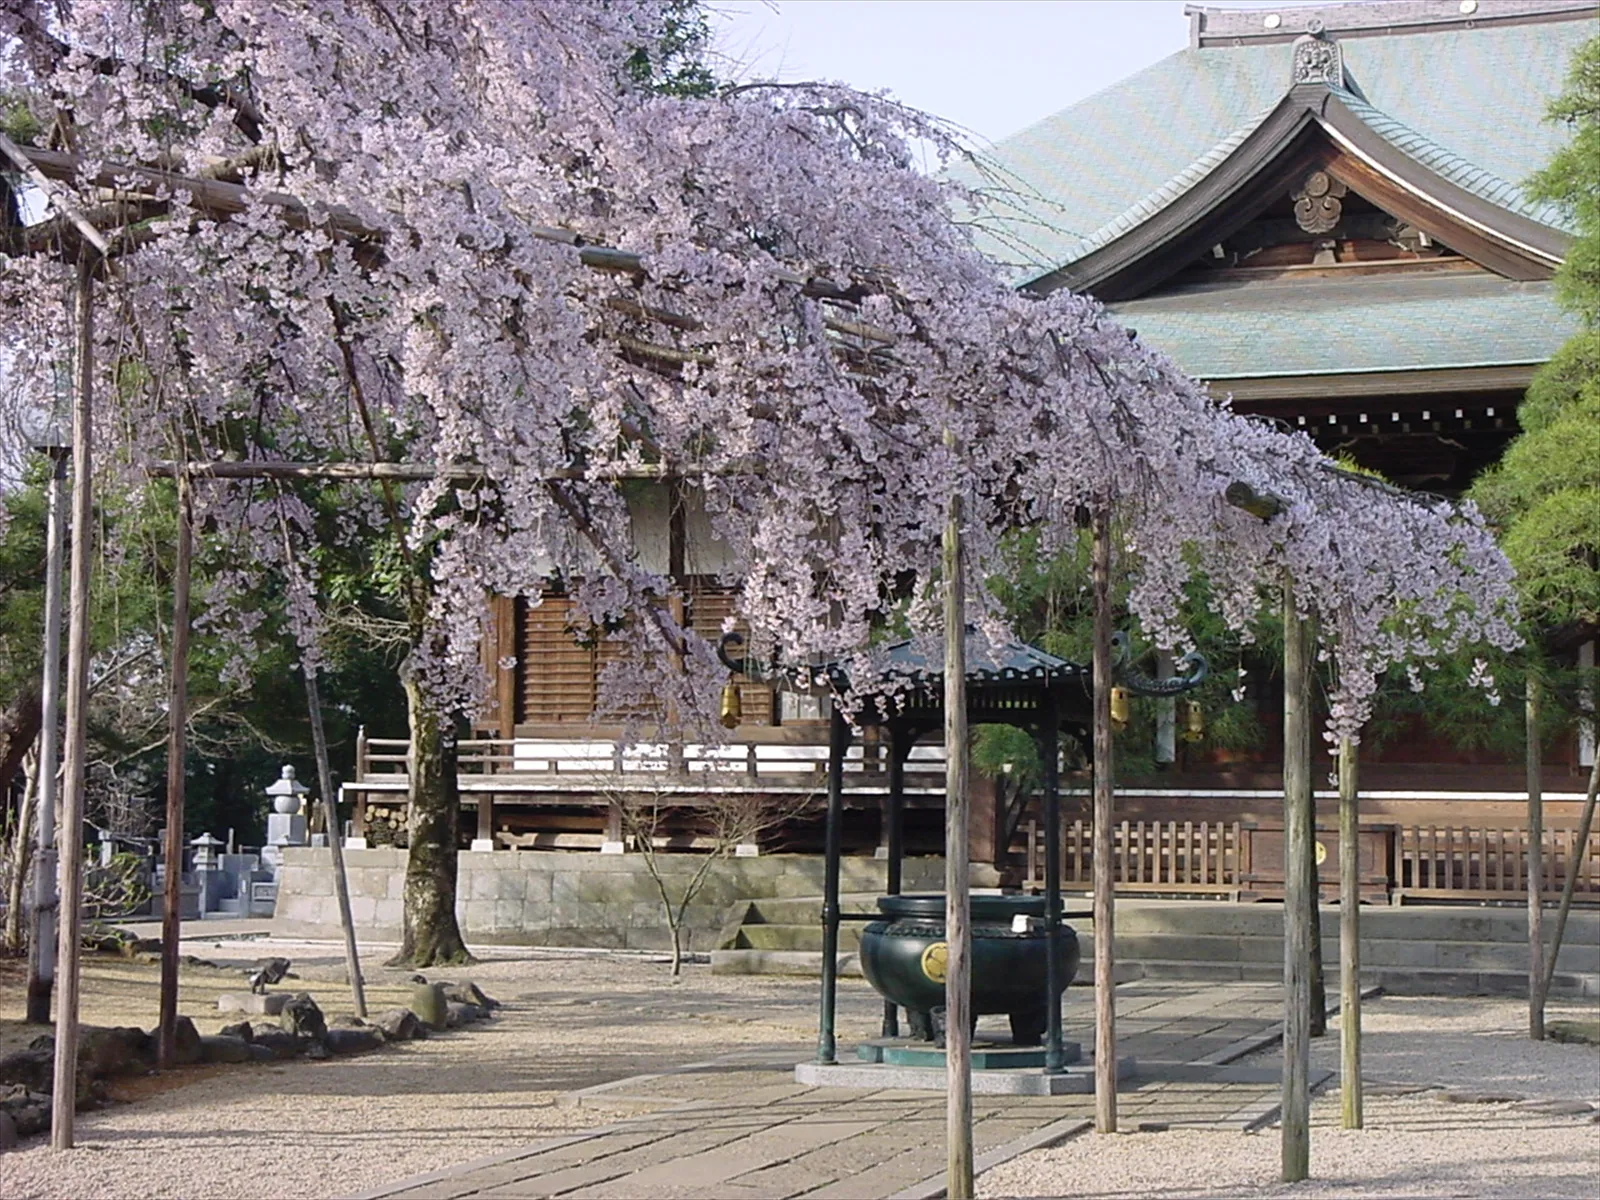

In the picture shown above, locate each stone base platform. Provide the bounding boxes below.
[855,1036,1082,1070]
[795,1054,1133,1096]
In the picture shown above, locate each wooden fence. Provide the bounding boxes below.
[1394,824,1600,902]
[1024,818,1599,904]
[1025,819,1245,898]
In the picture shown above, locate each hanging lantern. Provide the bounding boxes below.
[1181,699,1205,743]
[1109,686,1131,732]
[719,678,744,729]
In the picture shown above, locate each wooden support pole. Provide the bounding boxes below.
[1541,754,1598,1001]
[1281,579,1313,1183]
[943,454,973,1200]
[1090,505,1118,1134]
[26,448,67,1024]
[51,256,95,1150]
[1526,675,1545,1041]
[882,725,906,1040]
[1338,735,1362,1129]
[157,473,193,1069]
[272,496,366,1016]
[303,663,368,1018]
[1041,697,1064,1073]
[816,706,847,1064]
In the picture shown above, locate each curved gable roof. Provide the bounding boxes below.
[959,16,1590,288]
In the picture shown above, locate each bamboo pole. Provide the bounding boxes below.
[944,433,973,1200]
[51,256,95,1151]
[1090,504,1117,1134]
[156,473,192,1069]
[1526,676,1545,1041]
[1338,735,1362,1129]
[26,447,67,1024]
[1281,579,1312,1183]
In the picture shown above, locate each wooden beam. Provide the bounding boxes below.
[144,460,759,481]
[0,133,112,258]
[1214,365,1538,404]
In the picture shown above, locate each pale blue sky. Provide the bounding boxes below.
[710,1,1319,145]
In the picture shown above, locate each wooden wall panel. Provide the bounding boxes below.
[519,594,597,723]
[517,584,774,726]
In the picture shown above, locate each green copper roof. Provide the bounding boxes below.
[959,19,1590,285]
[1108,271,1576,380]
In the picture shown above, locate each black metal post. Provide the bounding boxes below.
[1042,697,1065,1073]
[882,723,908,1038]
[818,705,849,1063]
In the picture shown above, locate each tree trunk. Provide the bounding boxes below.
[388,665,472,968]
[0,688,42,815]
[4,751,39,952]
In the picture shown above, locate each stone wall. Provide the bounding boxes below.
[271,848,948,951]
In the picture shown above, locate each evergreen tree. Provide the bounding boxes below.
[1471,36,1600,632]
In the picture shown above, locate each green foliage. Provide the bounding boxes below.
[625,0,717,99]
[1529,36,1600,324]
[0,459,406,846]
[0,93,42,145]
[1471,34,1600,631]
[977,526,1270,781]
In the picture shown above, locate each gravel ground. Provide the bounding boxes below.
[980,995,1600,1200]
[0,940,886,1200]
[5,938,1598,1200]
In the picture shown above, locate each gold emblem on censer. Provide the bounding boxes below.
[921,941,948,984]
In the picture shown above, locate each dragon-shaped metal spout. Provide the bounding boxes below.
[1111,631,1208,696]
[717,631,759,678]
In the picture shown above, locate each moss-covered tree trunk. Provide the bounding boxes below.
[388,661,472,968]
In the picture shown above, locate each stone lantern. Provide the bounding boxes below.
[191,831,225,914]
[262,765,309,873]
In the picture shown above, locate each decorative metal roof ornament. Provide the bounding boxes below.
[1292,169,1349,234]
[1291,25,1343,88]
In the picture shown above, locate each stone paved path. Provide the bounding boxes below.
[352,982,1302,1200]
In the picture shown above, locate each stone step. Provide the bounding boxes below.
[1100,932,1598,975]
[734,923,862,952]
[736,894,1600,947]
[710,949,864,977]
[724,917,1596,975]
[711,946,1600,999]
